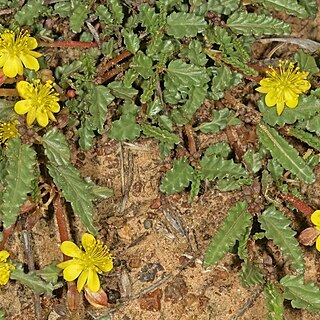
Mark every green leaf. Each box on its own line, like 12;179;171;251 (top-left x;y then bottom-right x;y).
0;138;36;227
280;275;320;312
70;1;88;32
259;92;320;126
267;159;284;179
189;173;201;202
109;0;124;24
15;0;45;25
210;65;243;100
216;178;252;192
109;114;141;141
166;12;207;38
204;201;251;266
185;40;208;67
253;0;309;18
10;264;54;295
167;59;210;87
47;164;97;234
42;128;71;166
300;116;320;136
160;157;194;195
131;51;154;79
108;81;138;100
121;29;140;54
88;84;114;134
139;3;161;34
240;260;264;288
199;155;248;180
207;0;240;15
36;263;61;284
0;310;4;320
227;11;291;36
198;109;233;133
258;206;305;273
257;123;315;184
243;149;262;173
88;185;113;200
96;5;112;23
204;142;231;158
298;0;317;17
264;283;284;320
295;49;319;73
78;116;95;151
288;127;320;152
141;124;180;144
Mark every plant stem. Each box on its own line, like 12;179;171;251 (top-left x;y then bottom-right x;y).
38;41;98;48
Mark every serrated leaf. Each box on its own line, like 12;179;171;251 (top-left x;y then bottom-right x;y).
36;263;61;284
243;149;262;173
121;29;140;54
300;116;320;136
204;201;251;266
42;128;71;166
131;51;154;79
280;275;320;312
198;109;233;133
139;3;161;34
259;92;320;126
0;138;36;227
298;0;317;17
199;155;248;180
166;12;207;38
0;310;4;319
207;0;240;15
109;114;141;141
141;124;180;144
295;49;319;73
267;159;284;179
160;157;194;195
96;4;112;23
253;0;308;18
15;0;45;25
264;283;284;320
78;116;95;151
227;11;290;36
204;142;231;158
88;185;113;200
257;123;315;184
109;0;123;24
189;172;201;202
240;260;264;288
88;84;114;134
288;127;320;152
167;59;210;87
210;65;243;100
186;40;208;67
108;81;138;100
10;264;54;295
70;1;88;32
216;178;252;192
258;206;304;273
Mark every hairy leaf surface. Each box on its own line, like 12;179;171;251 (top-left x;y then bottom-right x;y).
264;283;284;320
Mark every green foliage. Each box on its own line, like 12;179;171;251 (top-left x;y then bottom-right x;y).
204;201;251;266
216;178;252;192
198;109;234;133
253;0;309;18
280;275;320;312
0;310;4;320
131;51;154;79
166;12;207;38
14;0;46;25
295;49;319;73
121;29;140;54
36;263;61;284
109;114;141;141
243;149;262;174
141;124;180;145
264;283;284;320
258;206;305;273
204;142;231;158
288;127;320;152
207;0;240;15
0;138;36;227
257;123;315;184
298;0;317;17
160;157;194;194
43;129;97;234
227;11;291;36
10;264;55;295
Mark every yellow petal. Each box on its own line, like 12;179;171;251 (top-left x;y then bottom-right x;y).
316;236;320;252
49;102;60;113
0;54;8;68
87;268;100;292
14;100;33;114
3;55;23;78
36;109;49;127
77;269;89;292
255;86;269;94
284;90;298;108
82;233;96;252
29;51;42;58
56;259;75;270
276;102;285;115
26;108;37;126
99;258;113;272
26;37;38;50
0;250;9;262
60;241;83;258
17;81;34;99
265;92;277;107
63;264;84;281
311;210;320;227
19;53;40;71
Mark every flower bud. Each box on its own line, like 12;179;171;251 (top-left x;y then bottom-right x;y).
298;227;320;246
84;287;109;308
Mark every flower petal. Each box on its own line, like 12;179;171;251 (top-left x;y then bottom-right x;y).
265;92;277;107
0;250;9;262
99;258;113;272
311;210;320;227
14;100;33;114
87;268;100;292
60;241;83;258
48;102;60;113
17;81;34;99
56;259;75;270
82;233;96;252
77;269;89;292
276;102;285;115
3;55;23;78
316;236;320;252
36;109;49;127
26;37;38;50
19;53;40;71
63;264;84;281
26;107;37;126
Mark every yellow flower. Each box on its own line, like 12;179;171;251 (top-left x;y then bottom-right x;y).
14;80;60;127
0;120;19;144
57;233;113;292
0;29;42;78
256;60;311;115
311;210;320;251
0;250;15;285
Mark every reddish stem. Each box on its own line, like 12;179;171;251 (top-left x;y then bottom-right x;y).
0;88;18;96
38;41;98;48
0;227;14;251
279;193;315;216
95;61;131;84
